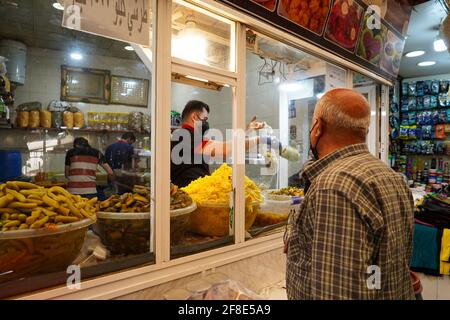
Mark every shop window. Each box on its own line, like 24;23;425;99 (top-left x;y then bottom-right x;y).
171;0;235;72
244;30;347;239
353;72;381;157
0;1;153;297
169;76;235;258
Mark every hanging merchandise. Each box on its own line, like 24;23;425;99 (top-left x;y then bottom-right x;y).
431;81;440;95
436;124;446;139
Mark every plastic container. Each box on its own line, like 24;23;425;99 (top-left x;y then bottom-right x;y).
0;218;93;283
255;199;293;227
186;279;212;300
0;150;22;182
170;202;197;245
95;211;150;255
189;201;259;237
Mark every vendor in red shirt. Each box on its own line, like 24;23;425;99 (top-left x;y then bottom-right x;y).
170;100;265;188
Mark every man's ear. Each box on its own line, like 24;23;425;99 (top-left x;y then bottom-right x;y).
315;118;324;137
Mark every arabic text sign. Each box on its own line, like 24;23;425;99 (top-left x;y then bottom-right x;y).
63;0;150;46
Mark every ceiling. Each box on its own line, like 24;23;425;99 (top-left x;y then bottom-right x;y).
0;0;139;60
399;0;450;78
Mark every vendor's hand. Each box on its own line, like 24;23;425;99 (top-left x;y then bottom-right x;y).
247;116;267;132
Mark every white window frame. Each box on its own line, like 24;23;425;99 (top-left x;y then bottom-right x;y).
15;0;393;299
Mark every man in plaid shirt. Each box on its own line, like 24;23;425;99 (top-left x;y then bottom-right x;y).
286;88;415;300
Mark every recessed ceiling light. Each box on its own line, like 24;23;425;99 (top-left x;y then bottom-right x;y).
124;45;134;51
405;50;425;58
70;52;83;60
417;61;436;67
433;39;448;52
52;2;64;10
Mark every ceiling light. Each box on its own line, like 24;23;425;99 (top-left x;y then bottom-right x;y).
70;52;83;60
433;39;448;52
405;50;425;58
417;61;436;67
52;2;64;10
124;45;134;51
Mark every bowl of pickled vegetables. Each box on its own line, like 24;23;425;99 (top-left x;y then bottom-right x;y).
0;219;93;283
181;164;262;237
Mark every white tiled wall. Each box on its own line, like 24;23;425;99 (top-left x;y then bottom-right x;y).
14;47;151;114
2;47;152;175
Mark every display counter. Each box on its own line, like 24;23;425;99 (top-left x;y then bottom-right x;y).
0;0;398;299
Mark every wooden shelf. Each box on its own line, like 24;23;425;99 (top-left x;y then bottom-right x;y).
0;127;150;134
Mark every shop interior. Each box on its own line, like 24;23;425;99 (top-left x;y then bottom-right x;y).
0;0;448;300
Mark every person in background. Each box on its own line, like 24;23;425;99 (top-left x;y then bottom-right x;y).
65;137;114;199
170;100;266;188
286;88;415;300
105;132;136;170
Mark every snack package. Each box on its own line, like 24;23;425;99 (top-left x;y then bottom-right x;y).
439;110;447;124
401;97;409;112
423;95;431;109
424;80;432;95
436;124;446;140
389;115;399;128
431;80;440;95
416;81;425;96
440;80;449;93
390;102;399;114
416;96;424;110
415;126;423;140
407;112;417;126
408;126;417;139
432;111;440;125
408;97;416;111
399;126;409;139
439;93;447;107
402;82;409;96
408;82;416;96
416;112;424;126
422;125;433;140
430;95;438;108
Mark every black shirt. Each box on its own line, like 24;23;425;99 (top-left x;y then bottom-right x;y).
170;125;210;188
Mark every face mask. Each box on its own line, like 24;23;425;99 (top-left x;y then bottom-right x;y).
309;120;321;161
201;120;209;135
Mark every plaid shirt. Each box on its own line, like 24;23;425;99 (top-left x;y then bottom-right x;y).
286;144;415;300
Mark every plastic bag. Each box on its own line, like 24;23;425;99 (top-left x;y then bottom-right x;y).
17;101;42;111
48;100;69;112
142;113;151;133
129;112;143;132
203;280;263;300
